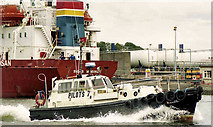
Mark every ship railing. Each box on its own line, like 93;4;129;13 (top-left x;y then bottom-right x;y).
114;77;162;89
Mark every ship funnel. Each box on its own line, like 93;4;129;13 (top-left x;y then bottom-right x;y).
56;0;85;46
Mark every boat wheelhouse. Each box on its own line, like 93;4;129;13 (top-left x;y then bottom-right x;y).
30;71;203;121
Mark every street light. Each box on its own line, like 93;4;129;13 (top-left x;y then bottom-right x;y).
174;26;177;79
148;44;152;67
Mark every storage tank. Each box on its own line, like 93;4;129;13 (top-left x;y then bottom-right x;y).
130;49;211;68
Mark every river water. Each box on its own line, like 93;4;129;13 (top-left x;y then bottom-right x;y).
0;95;212;126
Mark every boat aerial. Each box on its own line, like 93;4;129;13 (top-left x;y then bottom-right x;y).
29;62;203;121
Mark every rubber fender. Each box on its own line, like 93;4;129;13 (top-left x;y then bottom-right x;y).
133;98;139;107
156;92;165;104
175;90;185;101
197;86;203;93
198;93;202;100
146;94;155;102
140;97;147;103
125;100;134;109
185;88;197;94
165;91;175;102
134;98;139;103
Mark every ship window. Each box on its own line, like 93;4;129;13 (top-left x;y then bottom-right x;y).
8;33;11;38
67;82;72;91
20;33;22;38
203;71;212;79
73;81;78;91
86;52;91;60
24;32;27;37
2;34;4;39
103;78;114;89
92;78;105;89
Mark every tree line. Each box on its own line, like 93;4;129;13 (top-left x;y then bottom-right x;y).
97;41;143;52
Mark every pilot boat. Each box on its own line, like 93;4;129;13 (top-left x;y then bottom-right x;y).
29;62;203;121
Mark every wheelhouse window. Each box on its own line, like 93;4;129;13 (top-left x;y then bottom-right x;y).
92;78;105;89
20;33;22;38
103;78;114;89
73;81;78;91
58;82;72;93
8;33;11;38
67;82;72;91
85;80;90;89
58;84;62;93
2;34;4;39
79;81;85;90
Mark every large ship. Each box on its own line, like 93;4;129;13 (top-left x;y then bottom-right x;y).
0;0;117;98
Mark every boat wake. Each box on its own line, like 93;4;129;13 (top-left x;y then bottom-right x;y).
0;104;190;123
79;106;188;123
33;106;189;124
0;104;30;122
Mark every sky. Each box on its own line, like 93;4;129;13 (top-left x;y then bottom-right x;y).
86;0;211;50
1;0;212;50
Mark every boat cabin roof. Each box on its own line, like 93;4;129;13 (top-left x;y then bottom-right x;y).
53;75;114;93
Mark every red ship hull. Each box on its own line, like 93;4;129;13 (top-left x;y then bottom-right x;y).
1;59;117;98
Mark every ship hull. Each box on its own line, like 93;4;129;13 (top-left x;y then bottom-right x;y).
29;87;203;121
1;59;117;98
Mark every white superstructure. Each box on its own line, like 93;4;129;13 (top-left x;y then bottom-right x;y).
0;1;100;61
47;74;160;108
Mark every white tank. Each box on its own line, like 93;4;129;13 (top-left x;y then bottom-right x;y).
130;50;211;67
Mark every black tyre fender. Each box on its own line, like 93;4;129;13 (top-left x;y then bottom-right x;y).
185;88;197;94
175;90;185;101
165;91;175;102
125;100;134;109
146;94;155;102
197;86;203;93
198;93;202;100
133;98;140;107
140;97;147;103
156;92;165;104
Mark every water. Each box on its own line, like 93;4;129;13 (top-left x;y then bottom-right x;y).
0;95;212;126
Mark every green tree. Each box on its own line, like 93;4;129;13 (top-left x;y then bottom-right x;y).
124;42;143;51
97;41;107;51
97;41;143;51
115;43;125;51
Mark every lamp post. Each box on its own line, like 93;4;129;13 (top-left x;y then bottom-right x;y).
148;44;152;68
174;26;177;79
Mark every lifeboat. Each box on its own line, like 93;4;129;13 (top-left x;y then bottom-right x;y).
0;5;25;26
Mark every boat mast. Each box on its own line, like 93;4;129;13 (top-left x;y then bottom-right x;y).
79;41;83;77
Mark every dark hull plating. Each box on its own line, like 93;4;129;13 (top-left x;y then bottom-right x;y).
29;87;203;121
